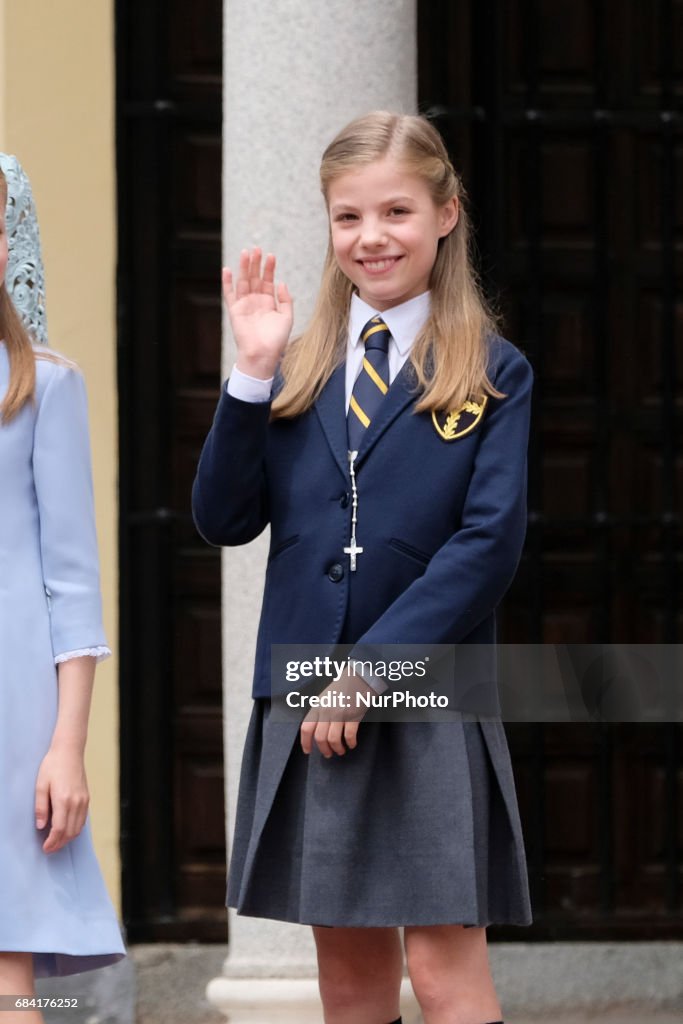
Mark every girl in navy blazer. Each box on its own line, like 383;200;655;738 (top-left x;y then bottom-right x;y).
193;112;533;1024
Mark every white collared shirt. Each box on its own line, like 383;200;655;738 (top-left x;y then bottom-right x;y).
344;290;430;410
227;290;432;404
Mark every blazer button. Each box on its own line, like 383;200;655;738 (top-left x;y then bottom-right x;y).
327;562;344;583
339;492;350;508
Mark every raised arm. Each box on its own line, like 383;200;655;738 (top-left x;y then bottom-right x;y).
192;248;292;546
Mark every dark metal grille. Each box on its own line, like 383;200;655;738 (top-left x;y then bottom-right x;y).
419;0;682;938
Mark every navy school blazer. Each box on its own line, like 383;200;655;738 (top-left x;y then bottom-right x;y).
192;335;533;699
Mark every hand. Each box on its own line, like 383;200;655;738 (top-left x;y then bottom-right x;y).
223;247;293;380
300;673;374;758
35;744;90;854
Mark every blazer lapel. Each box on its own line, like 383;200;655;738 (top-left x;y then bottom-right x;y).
353;361;418;468
314;363;351;480
314;360;420;475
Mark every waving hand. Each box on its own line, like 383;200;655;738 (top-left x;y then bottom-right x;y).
223;247;293;380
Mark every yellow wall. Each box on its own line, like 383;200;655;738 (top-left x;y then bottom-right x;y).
0;1;120;908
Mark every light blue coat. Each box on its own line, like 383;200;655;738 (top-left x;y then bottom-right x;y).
0;343;125;977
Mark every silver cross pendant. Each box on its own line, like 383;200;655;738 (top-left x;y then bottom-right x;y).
344;537;364;572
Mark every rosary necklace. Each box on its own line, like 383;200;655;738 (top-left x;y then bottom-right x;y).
344;450;363;571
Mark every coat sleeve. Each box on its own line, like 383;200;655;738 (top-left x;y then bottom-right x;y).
191;386;271;546
32;361;108;658
355;345;533;648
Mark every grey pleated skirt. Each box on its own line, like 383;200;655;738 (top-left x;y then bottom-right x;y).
227;700;532;928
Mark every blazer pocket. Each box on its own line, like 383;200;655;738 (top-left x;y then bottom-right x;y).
388;537;432;567
268;533;300;563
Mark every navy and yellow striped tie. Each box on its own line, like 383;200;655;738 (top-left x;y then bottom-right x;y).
348;316;391;451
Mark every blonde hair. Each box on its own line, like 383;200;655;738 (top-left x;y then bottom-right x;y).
273;111;502;420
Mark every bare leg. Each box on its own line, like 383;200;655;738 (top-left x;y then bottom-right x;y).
0;952;44;1024
313;926;404;1024
404;925;502;1024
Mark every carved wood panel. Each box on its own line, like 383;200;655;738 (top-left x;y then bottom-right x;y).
420;0;682;938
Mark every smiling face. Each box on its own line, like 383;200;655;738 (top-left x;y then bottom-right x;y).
327;156;458;311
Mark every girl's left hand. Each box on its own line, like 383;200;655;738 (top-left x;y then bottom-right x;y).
35;744;90;854
300;673;374;758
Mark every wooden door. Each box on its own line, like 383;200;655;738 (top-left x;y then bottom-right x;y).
419;0;682;938
117;0;225;940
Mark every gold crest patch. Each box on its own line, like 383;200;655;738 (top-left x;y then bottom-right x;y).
432;397;488;440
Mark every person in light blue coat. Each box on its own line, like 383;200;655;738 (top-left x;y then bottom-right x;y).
0;158;124;1015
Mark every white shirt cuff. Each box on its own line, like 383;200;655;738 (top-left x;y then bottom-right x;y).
227;366;274;403
55;646;111;665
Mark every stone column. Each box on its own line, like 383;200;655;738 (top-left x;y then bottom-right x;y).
207;1;418;1021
